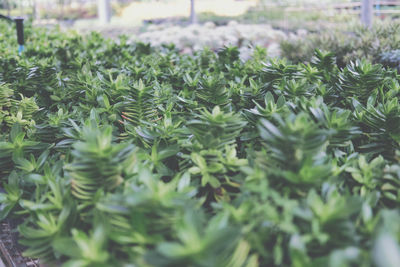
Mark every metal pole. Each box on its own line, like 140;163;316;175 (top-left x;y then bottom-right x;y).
15;18;24;54
361;0;373;27
190;0;197;24
0;15;24;54
376;0;380;17
98;0;111;24
5;0;10;17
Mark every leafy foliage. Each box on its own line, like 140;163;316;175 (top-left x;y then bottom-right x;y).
65;123;135;201
281;21;400;67
0;20;400;267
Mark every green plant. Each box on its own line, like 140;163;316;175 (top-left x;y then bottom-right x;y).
65;123;135;201
281;21;400;67
1;21;400;267
379;49;400;71
187;106;247;149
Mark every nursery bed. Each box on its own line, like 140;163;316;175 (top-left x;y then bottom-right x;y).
0;221;38;267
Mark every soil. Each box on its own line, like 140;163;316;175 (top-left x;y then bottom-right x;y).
0;219;39;267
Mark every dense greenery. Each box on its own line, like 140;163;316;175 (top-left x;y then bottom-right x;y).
1;21;400;267
281;21;400;67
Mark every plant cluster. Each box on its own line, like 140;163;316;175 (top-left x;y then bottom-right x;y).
281;20;400;67
1;21;400;267
379;49;400;72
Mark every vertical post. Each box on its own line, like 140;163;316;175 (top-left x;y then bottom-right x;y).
98;0;111;24
376;0;380;17
5;0;11;17
190;0;197;24
32;0;37;20
15;18;24;54
60;0;65;20
19;0;23;16
361;0;373;27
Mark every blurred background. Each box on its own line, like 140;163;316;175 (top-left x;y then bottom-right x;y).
2;0;400;60
1;0;398;31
